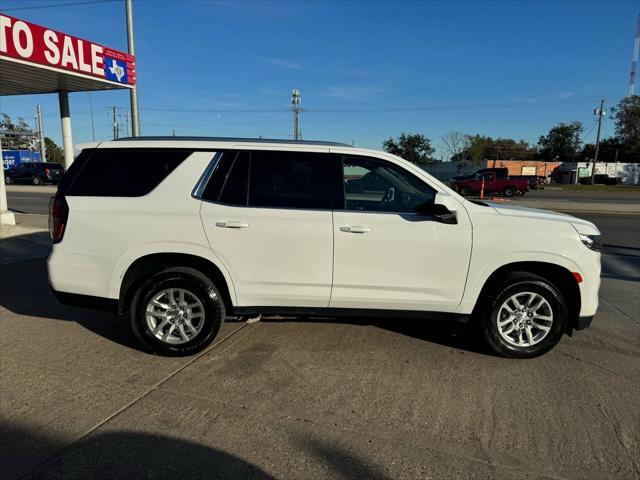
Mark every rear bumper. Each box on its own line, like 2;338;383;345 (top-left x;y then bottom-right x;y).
575;315;594;330
50;287;118;313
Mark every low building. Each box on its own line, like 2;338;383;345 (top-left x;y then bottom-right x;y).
482;160;561;179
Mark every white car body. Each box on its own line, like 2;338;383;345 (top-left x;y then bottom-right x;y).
47;138;600;353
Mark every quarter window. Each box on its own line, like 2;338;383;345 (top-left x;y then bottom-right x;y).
64;149;191;197
342;156;435;213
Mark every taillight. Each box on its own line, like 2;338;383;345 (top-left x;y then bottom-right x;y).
49;196;69;244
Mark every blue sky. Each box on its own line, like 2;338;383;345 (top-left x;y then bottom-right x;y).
1;0;638;157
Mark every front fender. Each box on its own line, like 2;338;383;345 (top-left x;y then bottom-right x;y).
456;250;582;314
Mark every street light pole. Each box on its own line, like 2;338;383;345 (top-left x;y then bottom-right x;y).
36;104;46;162
125;0;140;136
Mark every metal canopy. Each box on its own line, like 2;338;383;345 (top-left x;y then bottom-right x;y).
0;57;132;96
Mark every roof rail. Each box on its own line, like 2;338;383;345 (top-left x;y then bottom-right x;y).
113;136;352;147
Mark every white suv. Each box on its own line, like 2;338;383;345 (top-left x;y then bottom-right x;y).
47;137;601;358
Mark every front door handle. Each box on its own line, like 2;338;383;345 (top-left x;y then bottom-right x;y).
215;221;249;229
339;225;371;234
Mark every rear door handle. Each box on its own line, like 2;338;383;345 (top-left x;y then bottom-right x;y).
215;221;249;229
339;225;371;234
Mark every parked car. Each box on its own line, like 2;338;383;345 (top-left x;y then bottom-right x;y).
451;172;530;197
579;174;622;185
452;168;546;191
4;162;65;185
450;167;508;184
48;137;600;358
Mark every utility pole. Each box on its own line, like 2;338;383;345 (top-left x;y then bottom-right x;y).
112;106;119;140
590;98;606;184
291;89;301;140
36;105;46;162
125;110;131;137
125;0;141;136
87;92;96;141
629;14;639;96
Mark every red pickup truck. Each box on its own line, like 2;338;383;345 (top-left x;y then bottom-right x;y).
451;172;530;197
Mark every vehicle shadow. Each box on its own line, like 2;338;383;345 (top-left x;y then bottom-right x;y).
2;423;275;480
259;315;488;355
0;249;488;356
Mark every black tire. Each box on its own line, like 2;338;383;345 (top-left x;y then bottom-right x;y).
480;272;567;358
32;176;42;186
504;186;516;197
459;186;471;196
130;267;225;356
4;176;12;185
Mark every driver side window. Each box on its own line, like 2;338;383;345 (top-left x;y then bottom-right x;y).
342;156;435;213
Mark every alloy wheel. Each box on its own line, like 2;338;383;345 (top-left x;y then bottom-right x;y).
496;291;553;348
144;288;205;344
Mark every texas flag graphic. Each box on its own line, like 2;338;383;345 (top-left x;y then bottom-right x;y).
105;57;128;84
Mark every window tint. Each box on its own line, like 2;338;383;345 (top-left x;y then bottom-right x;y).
45;163;64;171
219;150;249;206
248;151;333;210
342;156;435;213
65;149;190;197
201;150;236;202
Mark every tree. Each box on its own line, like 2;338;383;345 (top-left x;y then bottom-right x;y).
441;131;466;161
0;112;36;150
383;133;435;166
537;121;583;161
45;137;64;164
612;95;640;158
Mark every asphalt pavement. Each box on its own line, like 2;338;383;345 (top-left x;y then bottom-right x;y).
1;192;639;479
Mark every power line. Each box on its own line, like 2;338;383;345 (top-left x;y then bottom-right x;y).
2;0;118;11
139;97;624;115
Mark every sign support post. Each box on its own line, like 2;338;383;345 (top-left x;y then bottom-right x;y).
58;91;74;170
0;137;16;226
126;0;140;136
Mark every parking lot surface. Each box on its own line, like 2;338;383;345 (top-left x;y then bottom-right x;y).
1;208;639;479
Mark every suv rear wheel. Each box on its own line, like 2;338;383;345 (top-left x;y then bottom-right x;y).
32;176;42;185
480;272;567;358
458;186;471;196
4;176;12;185
130;267;225;356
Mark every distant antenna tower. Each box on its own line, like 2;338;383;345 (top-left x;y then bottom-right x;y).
630;14;640;96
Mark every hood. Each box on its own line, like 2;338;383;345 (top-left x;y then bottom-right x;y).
485;202;600;235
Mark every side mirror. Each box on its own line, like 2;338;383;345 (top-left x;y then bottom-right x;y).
414;193;458;224
434;192;458;224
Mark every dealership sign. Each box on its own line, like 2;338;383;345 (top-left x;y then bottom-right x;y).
0;14;135;86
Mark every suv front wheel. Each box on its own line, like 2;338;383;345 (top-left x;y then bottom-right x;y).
481;272;567;358
130;267;225;356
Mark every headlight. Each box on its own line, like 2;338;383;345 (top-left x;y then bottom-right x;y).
579;234;601;252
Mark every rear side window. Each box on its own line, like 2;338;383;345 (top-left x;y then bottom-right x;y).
248;150;333;209
202;150;336;210
63;149;191;197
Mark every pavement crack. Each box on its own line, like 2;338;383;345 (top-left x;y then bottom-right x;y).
556;349;637;382
16;321;250;480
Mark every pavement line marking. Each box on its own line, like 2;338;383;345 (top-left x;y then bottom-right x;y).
16;321;251;480
7;196;41;200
